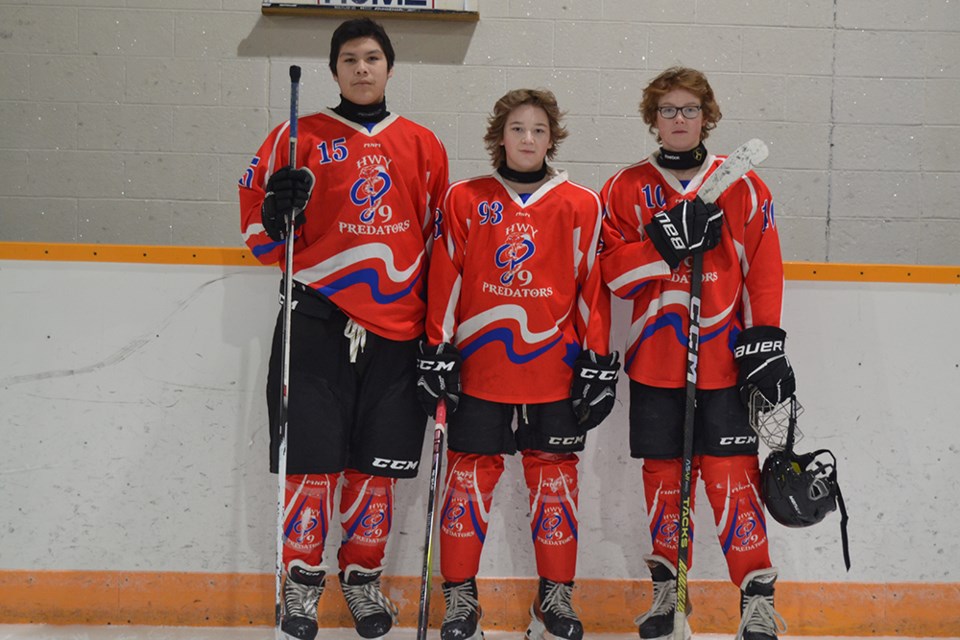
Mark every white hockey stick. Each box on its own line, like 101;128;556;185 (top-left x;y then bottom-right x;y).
673;138;769;640
696;138;769;205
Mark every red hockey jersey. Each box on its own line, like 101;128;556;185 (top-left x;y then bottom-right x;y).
600;153;784;389
239;109;449;341
426;171;612;404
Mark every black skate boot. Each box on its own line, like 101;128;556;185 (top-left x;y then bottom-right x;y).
441;577;484;640
736;567;787;640
280;562;326;640
524;577;583;640
338;564;399;640
634;555;692;640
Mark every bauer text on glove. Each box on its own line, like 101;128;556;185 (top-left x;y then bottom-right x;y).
734;326;796;406
644;196;723;269
571;350;620;432
416;342;462;417
261;166;315;242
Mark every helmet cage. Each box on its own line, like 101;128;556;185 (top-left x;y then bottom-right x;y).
748;389;803;451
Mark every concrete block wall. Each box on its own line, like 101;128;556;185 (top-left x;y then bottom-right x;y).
1;0;958;263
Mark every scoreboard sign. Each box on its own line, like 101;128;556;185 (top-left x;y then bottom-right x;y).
262;0;479;21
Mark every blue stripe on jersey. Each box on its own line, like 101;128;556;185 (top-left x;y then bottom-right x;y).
252;239;283;258
625;279;652;299
460;326;562;365
318;266;422;304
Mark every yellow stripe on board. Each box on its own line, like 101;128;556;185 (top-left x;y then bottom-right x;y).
1;242;959;284
1;571;958;635
0;241;254;266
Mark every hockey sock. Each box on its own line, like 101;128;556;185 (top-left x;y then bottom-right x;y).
700;454;772;586
642;457;701;570
337;469;395;573
283;473;336;575
523;451;580;583
439;451;504;583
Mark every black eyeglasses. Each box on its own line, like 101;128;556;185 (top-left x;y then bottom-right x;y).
657;105;702;119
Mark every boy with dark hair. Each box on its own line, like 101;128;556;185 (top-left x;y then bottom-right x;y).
239;17;449;640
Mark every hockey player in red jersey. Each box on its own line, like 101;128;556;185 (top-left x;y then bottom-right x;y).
238;19;449;640
417;89;618;640
599;67;794;640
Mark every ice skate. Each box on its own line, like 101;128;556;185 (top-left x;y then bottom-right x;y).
735;567;787;640
634;555;692;640
440;577;484;640
524;577;583;640
280;563;326;640
338;564;399;640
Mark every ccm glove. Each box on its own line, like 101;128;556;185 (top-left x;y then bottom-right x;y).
261;166;315;241
571;350;620;432
644;196;723;269
416;342;462;417
734;326;796;406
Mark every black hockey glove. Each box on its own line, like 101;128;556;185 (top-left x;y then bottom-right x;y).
570;350;620;432
416;342;462;417
734;326;796;406
644;197;723;269
261;166;315;242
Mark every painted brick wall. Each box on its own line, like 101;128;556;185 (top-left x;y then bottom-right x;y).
0;0;958;263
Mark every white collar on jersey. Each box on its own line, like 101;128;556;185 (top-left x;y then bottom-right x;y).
323;107;400;136
492;168;569;208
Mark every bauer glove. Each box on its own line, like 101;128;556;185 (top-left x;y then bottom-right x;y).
645;196;723;269
734;326;796;406
261;166;315;242
570;349;620;432
416;341;462;417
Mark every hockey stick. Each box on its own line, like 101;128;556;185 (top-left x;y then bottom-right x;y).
416;399;448;640
672;138;769;640
274;64;301;636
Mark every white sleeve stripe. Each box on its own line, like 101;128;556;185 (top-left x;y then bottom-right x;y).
608;262;671;292
263;120;291;188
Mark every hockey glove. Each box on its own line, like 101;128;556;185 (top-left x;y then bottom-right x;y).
734;326;796;406
416;341;462;417
570;350;620;432
644;196;723;269
261;166;315;242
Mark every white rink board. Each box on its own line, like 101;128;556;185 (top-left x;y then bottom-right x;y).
0;259;957;583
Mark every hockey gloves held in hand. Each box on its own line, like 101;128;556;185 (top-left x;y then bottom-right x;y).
645;196;723;269
571;350;620;432
416;342;462;417
261;166;315;242
734;326;796;406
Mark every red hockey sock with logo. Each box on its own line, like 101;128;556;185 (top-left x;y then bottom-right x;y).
701;454;772;586
283;473;337;574
523;451;580;583
439;451;504;583
642;457;701;570
337;468;396;572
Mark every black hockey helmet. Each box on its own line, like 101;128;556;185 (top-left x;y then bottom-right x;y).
761;448;838;527
755;395;851;570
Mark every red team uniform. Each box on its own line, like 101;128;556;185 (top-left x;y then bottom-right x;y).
425;170;611;590
600;153;783;589
240;110;448;341
426;172;611;402
601;155;782;389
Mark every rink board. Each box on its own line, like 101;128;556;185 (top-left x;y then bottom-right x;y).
0;246;958;634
